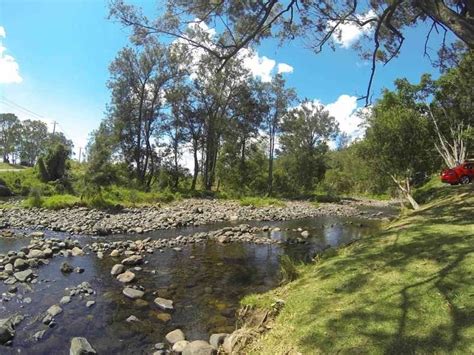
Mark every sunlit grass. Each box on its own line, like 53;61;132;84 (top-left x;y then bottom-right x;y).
242;184;474;354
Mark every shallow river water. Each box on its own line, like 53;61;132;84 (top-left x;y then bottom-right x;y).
0;213;391;354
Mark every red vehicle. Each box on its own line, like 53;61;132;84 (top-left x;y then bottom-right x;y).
441;160;474;185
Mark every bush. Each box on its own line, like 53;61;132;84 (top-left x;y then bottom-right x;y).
24;187;44;208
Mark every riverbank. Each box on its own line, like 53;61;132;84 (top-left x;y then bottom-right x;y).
0;198;394;236
236;184;474;354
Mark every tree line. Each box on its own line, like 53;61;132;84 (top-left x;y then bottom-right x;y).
85;24;472;209
86;33;340;197
0;113;73;166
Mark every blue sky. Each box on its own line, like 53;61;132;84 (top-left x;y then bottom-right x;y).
0;0;451;159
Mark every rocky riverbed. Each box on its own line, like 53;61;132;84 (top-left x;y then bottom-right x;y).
0;200;395;354
0;198;392;236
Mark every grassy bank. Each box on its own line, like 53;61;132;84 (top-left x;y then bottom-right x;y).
241;183;474;354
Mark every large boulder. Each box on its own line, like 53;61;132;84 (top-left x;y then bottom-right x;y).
70;337;96;355
13;269;33;282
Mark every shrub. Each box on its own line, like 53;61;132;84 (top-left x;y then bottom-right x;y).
42;194;81;209
24;187;44;208
279;255;300;284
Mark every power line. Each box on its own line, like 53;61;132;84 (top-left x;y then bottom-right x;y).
0;97;45;119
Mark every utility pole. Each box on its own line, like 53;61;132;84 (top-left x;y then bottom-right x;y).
52;121;57;135
78;147;82;163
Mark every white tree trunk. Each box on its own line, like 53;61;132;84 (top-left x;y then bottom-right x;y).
389;174;420;210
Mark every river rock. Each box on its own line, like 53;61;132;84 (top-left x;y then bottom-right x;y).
14;269;33;282
70;337;96;355
126;315;139;323
165;329;185;344
209;333;228;348
122;287;144;299
0;319;14;345
27;249;45;259
173;340;190;353
183;340;215;355
110;264;125;276
14;258;28;270
301;230;310;238
60;296;71;305
33;329;47;341
116;271;135;283
30;231;45;238
86;301;95;308
61;262;74;273
47;304;63;317
71;247;84;256
222;332;239;354
122;255;143;266
110;249;120;257
154;297;173;311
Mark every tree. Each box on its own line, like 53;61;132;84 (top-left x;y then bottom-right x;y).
0;113;21;163
85;122;117;190
110;0;474;104
262;74;296;195
279;100;339;194
362;90;436;209
18;119;49;166
107;42;174;188
37;143;71;182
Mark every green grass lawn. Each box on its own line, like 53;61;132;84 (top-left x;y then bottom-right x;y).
242;183;474;354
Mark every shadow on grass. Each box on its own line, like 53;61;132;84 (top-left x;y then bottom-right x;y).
294;189;474;353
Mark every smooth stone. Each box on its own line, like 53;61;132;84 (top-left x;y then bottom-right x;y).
122;255;143;266
165;329;185;344
27;249;45;259
173;340;190;353
116;271;135;283
60;296;71;305
71;247;84;257
110;264;125;276
33;329;47;341
301;230;310;238
110;250;120;257
126;315;139;323
154;297;174;311
70;337;96;355
86;301;95;308
122;287;144;299
74;267;84;273
155;313;171;323
47;304;63;317
182;340;215;355
209;333;229;348
14;269;33;282
14;258;28;270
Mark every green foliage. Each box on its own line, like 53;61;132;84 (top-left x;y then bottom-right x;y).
41;194;81;210
239;197;285;207
43;144;70;181
279;255;300;284
24;186;44;208
36;157;49;182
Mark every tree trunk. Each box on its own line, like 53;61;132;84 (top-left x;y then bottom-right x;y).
415;0;474;48
389;174;420;210
191;138;199;191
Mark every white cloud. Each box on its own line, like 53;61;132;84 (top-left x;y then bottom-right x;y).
240;48;276;82
325;94;365;140
330;10;375;48
0;26;22;84
277;63;294;74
